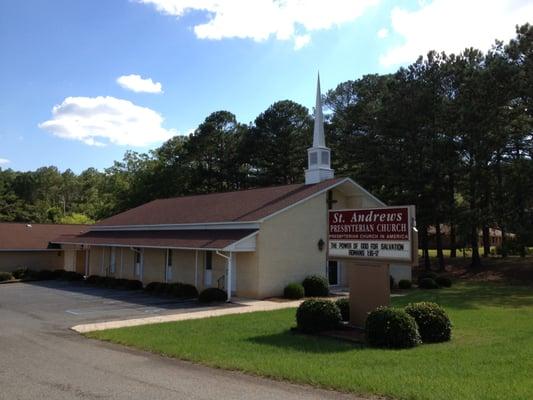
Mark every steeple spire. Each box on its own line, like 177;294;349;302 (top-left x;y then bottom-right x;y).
313;73;326;147
305;73;334;185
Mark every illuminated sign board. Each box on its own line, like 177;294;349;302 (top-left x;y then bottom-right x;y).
328;206;414;262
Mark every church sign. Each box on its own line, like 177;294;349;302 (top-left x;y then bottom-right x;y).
328;206;414;262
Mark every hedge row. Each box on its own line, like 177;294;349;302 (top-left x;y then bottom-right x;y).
145;281;199;299
85;275;143;290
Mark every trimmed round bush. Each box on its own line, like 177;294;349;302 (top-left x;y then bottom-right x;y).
0;271;13;282
52;269;65;279
302;275;329;297
29;269;54;281
405;302;452;343
365;306;421;349
144;282;161;292
296;299;342;333
418;271;438;283
335;298;350;321
419;277;439;289
398;279;412;289
436;276;452;288
284;283;305;299
124;279;143;290
199;287;227;303
61;271;84;281
86;275;104;285
12;268;28;280
114;278;129;289
179;283;199;298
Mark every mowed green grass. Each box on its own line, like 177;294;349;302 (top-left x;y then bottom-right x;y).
87;283;533;400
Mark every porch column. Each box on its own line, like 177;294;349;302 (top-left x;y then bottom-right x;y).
226;251;233;302
84;247;90;277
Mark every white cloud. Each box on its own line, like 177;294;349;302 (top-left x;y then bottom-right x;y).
377;28;388;39
39;96;175;147
380;0;533;66
117;74;163;93
138;0;379;48
0;158;10;165
294;34;311;50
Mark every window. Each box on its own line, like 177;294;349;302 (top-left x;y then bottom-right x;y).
167;249;173;266
135;250;141;264
205;251;212;270
328;260;338;285
309;152;318;166
321;150;329;165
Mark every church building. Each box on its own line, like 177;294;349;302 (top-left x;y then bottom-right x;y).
55;77;413;299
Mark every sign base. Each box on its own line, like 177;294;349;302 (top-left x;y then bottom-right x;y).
348;262;390;327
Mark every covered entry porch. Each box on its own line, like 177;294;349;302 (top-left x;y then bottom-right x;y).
55;229;258;300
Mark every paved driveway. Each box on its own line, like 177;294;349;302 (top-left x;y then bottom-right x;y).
0;281;362;400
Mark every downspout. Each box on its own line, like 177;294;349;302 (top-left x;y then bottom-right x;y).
215;251;232;302
195;250;199;289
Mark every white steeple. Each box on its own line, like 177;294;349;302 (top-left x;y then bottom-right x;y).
305;73;334;185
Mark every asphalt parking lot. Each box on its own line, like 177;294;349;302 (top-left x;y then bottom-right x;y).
0;280;202;328
0;281;359;400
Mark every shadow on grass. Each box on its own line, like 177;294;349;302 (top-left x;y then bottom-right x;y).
392;282;533;310
246;329;360;354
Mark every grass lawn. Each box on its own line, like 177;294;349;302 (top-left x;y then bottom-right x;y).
87;282;533;400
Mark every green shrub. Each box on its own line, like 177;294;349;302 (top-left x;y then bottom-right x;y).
59;271;84;281
0;271;13;282
198;287;227;303
103;277;118;288
12;268;28;280
145;282;162;292
302;275;329;297
418;271;438;283
419;277;439;289
335;298;350;321
390;275;395;289
405;302;452;343
29;269;54;281
114;278;130;289
398;279;412;289
436;276;452;288
51;269;65;279
171;283;199;298
284;283;305;299
124;280;143;290
296;299;342;333
365;306;421;349
86;275;104;285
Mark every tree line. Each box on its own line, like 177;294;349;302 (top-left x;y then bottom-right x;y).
1;24;531;269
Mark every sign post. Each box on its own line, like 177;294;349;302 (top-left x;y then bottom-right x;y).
328;206;416;327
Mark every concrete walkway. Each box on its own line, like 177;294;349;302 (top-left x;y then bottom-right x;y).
72;298;303;333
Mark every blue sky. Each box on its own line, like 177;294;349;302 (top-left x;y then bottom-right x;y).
0;0;530;173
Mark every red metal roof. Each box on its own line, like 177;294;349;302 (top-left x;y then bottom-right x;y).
96;178;345;227
55;229;257;250
0;223;88;251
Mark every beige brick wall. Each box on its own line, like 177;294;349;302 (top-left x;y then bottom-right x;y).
0;251;64;272
142;248;165;284
235;251;259;298
256;193;328;298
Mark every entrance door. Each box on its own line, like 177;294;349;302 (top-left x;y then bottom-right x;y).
75;250;86;274
204;251;212;287
328;260;339;286
165;249;173;282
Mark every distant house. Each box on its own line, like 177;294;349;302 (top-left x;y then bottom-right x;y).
427;225;515;249
53;77;416;299
0;223;87;272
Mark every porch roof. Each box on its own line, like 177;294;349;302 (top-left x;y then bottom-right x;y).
54;229;257;251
